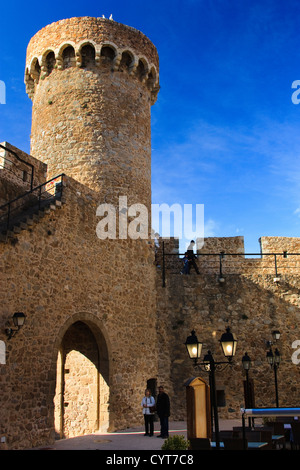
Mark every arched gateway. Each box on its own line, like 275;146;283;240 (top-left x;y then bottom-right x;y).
53;315;110;438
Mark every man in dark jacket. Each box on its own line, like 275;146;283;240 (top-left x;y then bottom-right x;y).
156;386;170;438
187;240;200;274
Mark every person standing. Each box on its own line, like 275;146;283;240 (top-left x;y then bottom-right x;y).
141;388;155;436
156;386;170;438
187;240;200;274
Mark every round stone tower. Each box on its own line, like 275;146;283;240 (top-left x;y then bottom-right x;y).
25;16;159;210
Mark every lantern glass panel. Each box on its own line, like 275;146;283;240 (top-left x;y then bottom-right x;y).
242;353;251;370
220;327;237;360
12;312;26;328
185;331;202;360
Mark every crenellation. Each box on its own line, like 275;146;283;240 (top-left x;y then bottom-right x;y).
159;236;300;279
25;18;160;103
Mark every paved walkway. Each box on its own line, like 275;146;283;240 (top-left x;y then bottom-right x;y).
32;419;242;450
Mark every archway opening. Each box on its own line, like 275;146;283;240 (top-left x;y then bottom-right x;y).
81;44;96;68
119;51;134;72
62;46;75;69
136;59;147;81
101;45;116;63
45;51;55;75
54;321;109;439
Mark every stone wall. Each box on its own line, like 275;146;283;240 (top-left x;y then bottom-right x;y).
0;142;47;206
0;16;161;449
1;177;300;448
1;15;300;451
0;175;158;449
156;236;300;421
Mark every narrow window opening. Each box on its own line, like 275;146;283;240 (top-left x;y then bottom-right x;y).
63;46;75;69
119;52;133;71
81;45;96;68
101;46;115;62
34;60;41;82
136;60;146;81
46;51;55;75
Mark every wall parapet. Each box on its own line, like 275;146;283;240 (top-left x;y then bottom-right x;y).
25;17;159;103
156;236;300;284
0;142;47;208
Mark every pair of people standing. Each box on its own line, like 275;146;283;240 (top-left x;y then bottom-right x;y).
180;240;200;275
141;386;170;438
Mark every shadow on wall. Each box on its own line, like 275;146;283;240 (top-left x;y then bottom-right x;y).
155;236;300;420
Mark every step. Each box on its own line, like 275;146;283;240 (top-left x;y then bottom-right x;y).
0;232;7;242
6;230;15;238
0;195;65;242
25;217;34;226
19;221;28;230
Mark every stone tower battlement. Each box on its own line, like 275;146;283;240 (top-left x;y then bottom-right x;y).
24;17;160;210
25;17;159;102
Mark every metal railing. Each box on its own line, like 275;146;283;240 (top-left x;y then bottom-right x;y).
0;173;65;234
159;241;300;287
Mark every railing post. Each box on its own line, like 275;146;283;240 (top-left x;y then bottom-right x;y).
6;203;10;232
219;253;223;279
38;185;42;210
60;175;64;199
274;254;278;277
30;166;34;192
162;241;166;287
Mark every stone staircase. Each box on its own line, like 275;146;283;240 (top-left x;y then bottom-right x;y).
0;174;65;242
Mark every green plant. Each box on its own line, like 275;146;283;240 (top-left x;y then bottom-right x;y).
161;435;190;450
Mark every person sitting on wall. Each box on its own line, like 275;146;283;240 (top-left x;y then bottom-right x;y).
180;252;190;274
187;240;200;274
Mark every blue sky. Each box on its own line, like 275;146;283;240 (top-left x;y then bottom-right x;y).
1;0;300;253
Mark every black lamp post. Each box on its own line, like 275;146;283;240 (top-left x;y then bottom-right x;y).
242;352;253;427
267;347;281;407
184;326;237;449
265;330;281;408
242;352;251;404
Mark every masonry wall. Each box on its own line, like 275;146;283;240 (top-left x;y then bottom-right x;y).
0;142;47;206
156;236;300;421
0;176;158;449
2;14;300;451
1;181;300;448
